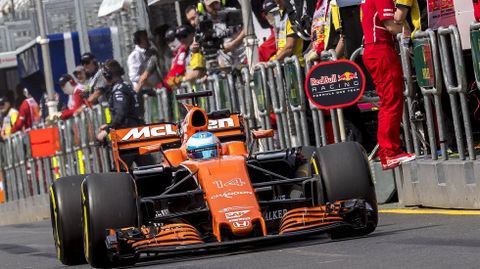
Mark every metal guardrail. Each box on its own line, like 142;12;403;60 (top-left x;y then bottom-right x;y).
412;29;448;160
438;25;476;161
6;28;479;205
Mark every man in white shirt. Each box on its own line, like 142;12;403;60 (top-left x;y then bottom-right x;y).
127;30;152;90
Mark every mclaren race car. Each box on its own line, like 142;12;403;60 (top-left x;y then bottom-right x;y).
49;91;377;268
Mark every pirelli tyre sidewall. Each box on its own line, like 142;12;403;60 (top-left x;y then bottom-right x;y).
49;175;87;265
81;173;139;268
315;141;378;236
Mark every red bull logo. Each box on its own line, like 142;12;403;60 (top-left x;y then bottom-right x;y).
337;72;358;82
310;74;337;86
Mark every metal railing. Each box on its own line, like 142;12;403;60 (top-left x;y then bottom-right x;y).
4;24;480;205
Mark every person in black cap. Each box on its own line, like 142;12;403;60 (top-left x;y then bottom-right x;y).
96;59;143;140
81;52;98;79
96;59;154;168
80;52;105;104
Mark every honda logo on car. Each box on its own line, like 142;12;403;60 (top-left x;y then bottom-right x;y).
121;125;177;140
233;220;250;229
210;191;252;199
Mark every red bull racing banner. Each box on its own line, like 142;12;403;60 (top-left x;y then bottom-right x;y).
304;60;365;110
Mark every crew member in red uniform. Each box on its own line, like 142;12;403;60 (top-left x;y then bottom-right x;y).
361;0;415;170
11;88;40;133
163;25;193;89
57;74;91;120
474;0;480;21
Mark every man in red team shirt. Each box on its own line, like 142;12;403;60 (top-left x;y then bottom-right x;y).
56;74;91;120
11;88;40;133
361;0;415;170
163;25;195;89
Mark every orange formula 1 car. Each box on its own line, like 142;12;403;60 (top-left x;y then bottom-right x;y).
49;91;377;268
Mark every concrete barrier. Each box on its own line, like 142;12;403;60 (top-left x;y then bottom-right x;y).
0;194;50;225
395;159;480;209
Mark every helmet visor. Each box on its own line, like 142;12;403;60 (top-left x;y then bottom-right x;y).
187;145;218;160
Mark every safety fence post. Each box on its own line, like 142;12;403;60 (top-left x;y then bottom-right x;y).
23;132;38;196
438;25;476;161
76;113;89;174
252;64;274;150
305;60;328;147
5;137;17;201
240;67;257;132
85;107;100;173
212;74;232;111
284;56;310;146
98;103;112;172
143;93;152;124
227;72;240;113
266;61;291;149
412;29;446;160
471;22;480;90
397;34;419;156
320;49;344;143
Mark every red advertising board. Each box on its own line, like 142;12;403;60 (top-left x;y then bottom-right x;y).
29;127;61;158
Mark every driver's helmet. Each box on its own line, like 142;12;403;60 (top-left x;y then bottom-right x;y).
186;132;221;160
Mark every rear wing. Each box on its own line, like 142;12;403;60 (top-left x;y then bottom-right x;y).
110;114;245;171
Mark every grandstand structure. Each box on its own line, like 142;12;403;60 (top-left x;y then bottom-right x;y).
0;0;143;56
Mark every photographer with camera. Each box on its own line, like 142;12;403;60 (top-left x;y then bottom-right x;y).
193;0;245;70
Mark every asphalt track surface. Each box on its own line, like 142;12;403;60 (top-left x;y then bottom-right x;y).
1;208;480;269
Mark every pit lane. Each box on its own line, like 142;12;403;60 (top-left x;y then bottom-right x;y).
1;208;480;269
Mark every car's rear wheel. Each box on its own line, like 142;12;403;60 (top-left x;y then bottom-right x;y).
49;175;87;265
81;173;139;268
315;142;378;237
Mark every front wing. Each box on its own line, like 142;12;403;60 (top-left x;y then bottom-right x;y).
105;199;372;262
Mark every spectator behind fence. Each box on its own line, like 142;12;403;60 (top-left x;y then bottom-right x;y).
259;0;280;62
11;88;40;134
361;0;415;170
305;0;346;62
164;25;203;88
73;65;87;86
269;0;304;64
81;52;105;104
128;30;155;92
153;24;174;78
0;92;18;140
96;59;154;168
130;31;162;93
47;74;91;121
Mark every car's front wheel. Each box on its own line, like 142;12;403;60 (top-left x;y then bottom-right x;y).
81;172;139;268
315;142;378;236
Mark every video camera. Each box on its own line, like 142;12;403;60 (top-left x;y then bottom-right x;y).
194;9;243;71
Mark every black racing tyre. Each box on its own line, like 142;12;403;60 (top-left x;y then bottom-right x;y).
315;142;378;236
49;175;87;265
81;173;139;268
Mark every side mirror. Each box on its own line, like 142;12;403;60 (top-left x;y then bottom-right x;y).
252;129;274;139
